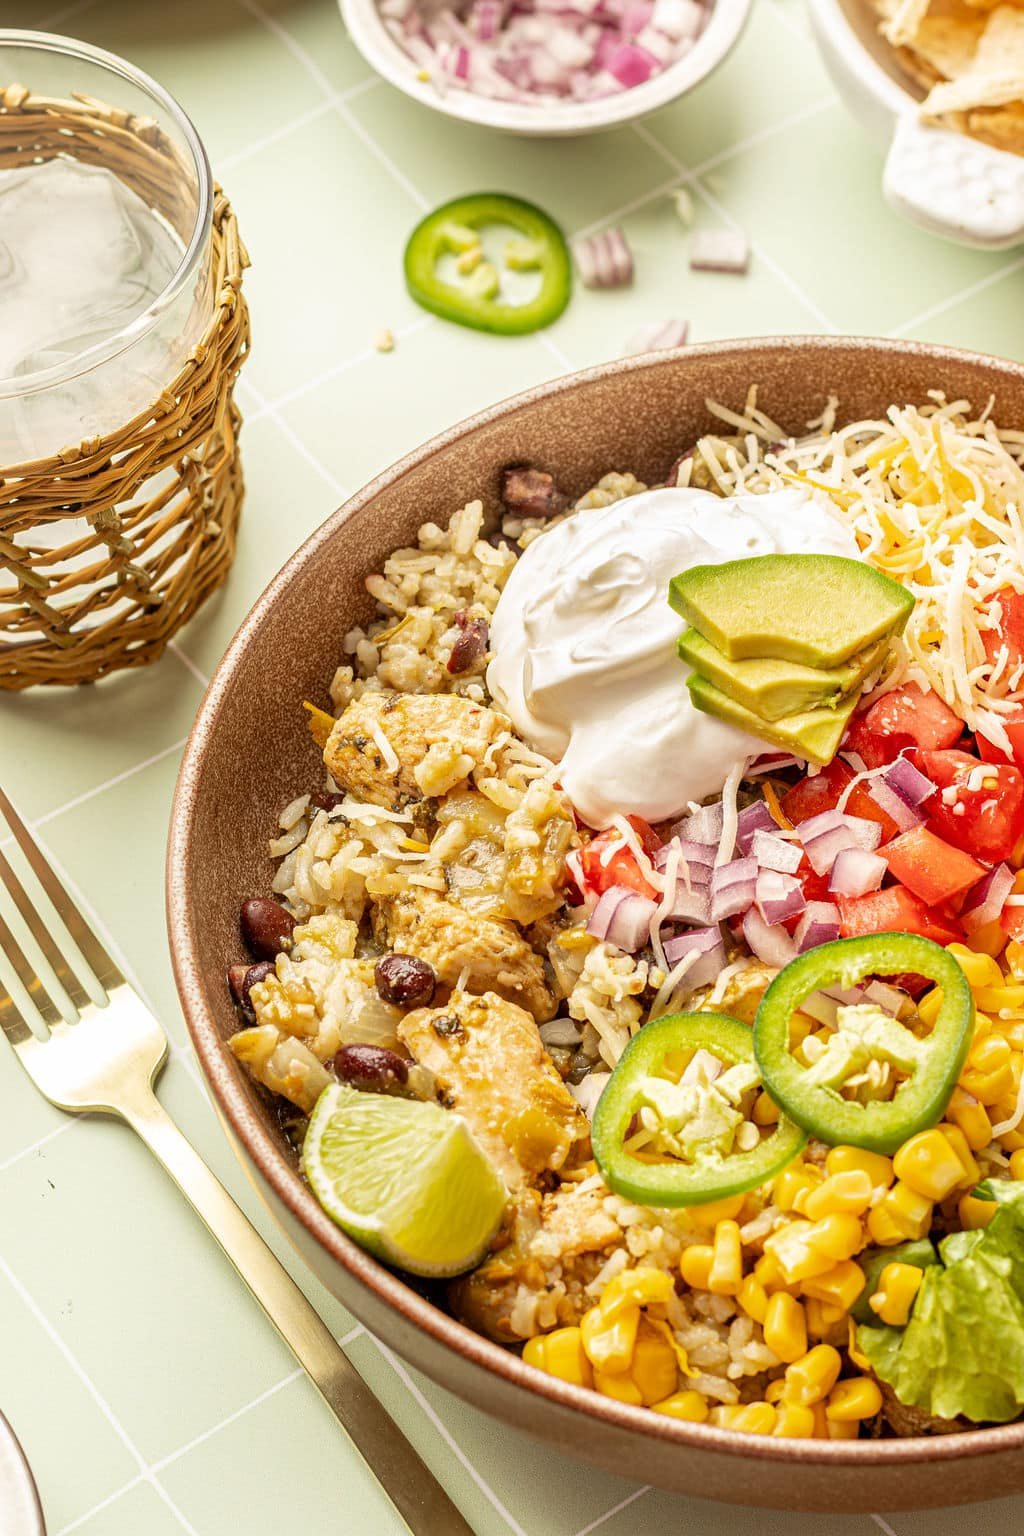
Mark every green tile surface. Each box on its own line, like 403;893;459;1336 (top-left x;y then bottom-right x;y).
3;1;1024;1533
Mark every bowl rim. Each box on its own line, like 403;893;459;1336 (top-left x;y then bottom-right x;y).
811;0;918;119
337;0;751;135
169;334;1024;1469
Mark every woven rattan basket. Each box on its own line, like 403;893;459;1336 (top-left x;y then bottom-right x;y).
0;81;250;690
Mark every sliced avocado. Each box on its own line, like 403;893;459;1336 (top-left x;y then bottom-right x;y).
668;554;914;667
677;630;889;723
687;673;860;766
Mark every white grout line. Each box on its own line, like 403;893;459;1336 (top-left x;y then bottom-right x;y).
248;315;434;420
572;1485;651;1536
538;330;576;376
889;251;1024;336
0;1254;199;1536
168;641;211;691
762;0;813;42
0;1117;80;1174
333;94;432;210
240;376;349;499
571;169;684;244
31;735;189;830
688;96;837;181
216;98;337;173
373;1338;531;1536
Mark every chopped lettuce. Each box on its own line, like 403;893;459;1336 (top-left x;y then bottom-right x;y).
857;1180;1024;1424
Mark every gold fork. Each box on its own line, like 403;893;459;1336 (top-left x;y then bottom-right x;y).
0;784;474;1536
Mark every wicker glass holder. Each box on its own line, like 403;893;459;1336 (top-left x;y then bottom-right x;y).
0;45;251;691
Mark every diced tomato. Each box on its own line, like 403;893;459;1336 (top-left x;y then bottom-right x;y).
780;759;853;825
843;715;916;771
917;749;1024;865
977;707;1024;771
844;780;902;845
836;884;963;946
579;816;660;900
982;587;1024;675
880;825;986;907
860;682;963;752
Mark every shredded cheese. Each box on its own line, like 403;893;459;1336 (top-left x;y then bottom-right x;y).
608;814;666;894
715;758;748;867
648;843;681;975
648;944;702;1021
370;722;400;775
991;1068;1024;1139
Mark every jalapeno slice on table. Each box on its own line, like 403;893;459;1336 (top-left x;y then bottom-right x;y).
753;933;974;1155
403;193;572;335
591;1011;807;1207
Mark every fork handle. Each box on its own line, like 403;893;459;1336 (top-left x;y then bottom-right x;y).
122;1089;475;1536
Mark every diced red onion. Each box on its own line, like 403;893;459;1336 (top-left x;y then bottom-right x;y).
862;980;908;1015
736;800;778;854
742;905;797;968
586;884;658;951
867;777;923;832
962;862;1014;933
828;847;886;898
883;755;936;809
622;0;653;30
605;40;657;85
797;809;882;875
689;228;749;274
794;901;841;953
711;857;758;920
666;880;712;925
751;829;803;874
800;983;867;1026
663;927;725;987
654;836;715;872
755;869;806;925
674;801;723;844
572;226;633;289
679;1046;724;1084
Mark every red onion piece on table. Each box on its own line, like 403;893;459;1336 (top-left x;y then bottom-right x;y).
742;905;797;968
751;828;803;874
754;869;806;925
689;228;749;274
625;318;689;356
572;226;633;288
962;863;1014;932
828;847;886;898
794;901;842;953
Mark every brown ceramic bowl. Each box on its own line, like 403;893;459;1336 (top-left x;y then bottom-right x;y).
169;336;1024;1512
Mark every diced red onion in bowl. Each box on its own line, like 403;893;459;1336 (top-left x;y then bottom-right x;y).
711;857;758;920
962;862;1014;932
797;808;882;875
794;901;842;953
655;836;715;872
586;884;657;951
742;905;797;968
736;800;778;854
673;800;723;845
754;869;806;925
828;847;886;898
867;777;923;832
662;926;726;987
862;980;909;1015
750;828;802;874
666;881;713;926
882;755;936;809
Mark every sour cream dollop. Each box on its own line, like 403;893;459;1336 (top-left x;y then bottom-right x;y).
487;486;859;827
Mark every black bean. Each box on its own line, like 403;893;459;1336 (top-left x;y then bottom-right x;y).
227;960;275;1022
334;1043;410;1096
500;465;569;518
241;897;295;960
374;952;436;1008
447;618;489;674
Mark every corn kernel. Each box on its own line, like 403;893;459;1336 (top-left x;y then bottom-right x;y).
916;987;942;1028
867;1182;933;1245
1011;1149;1024;1180
939;1123;981;1187
754;1251;800;1294
685;1192;746;1227
680;1245;714;1290
804;1297;847;1341
800;1259;865;1312
966;918;1007;958
892;1128;966;1202
652;1389;708;1422
599;1266;674;1320
946;1088;993;1153
581;1304;639;1373
947;944;1003;989
1006;939;1024;979
765;1377;787;1404
737;1274;769;1324
773;1163;824;1213
753;1092;781;1126
825;1146;894;1188
958;1192;997;1230
975;983;1024;1014
806;1212;864;1261
593;1368;643;1404
708;1220;743;1295
783;1345;843;1406
962;1035;1015;1104
996;1115;1024;1152
773;1402;817;1437
803;1170;875;1221
826;1377;883;1422
630;1325;680;1406
811;1402;830;1438
710;1403;776;1435
764;1222;835;1283
522;1327;593;1387
869;1262;923;1326
827;1419;860;1439
763;1292;807;1363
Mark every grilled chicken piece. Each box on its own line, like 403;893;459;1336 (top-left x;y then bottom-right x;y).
398;990;590;1189
323;691;507;809
877;1380;965;1437
376;888;556;1020
450;1179;623;1343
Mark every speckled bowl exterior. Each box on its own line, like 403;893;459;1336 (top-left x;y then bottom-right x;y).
169;337;1024;1512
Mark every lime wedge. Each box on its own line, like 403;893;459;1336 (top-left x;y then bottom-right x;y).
302;1083;507;1278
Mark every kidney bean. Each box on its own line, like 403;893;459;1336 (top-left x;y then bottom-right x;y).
310;790;346;813
447;617;489;674
334;1043;410;1096
500;465;568;518
374;952;436;1008
241;897;295;960
227;960;275;1022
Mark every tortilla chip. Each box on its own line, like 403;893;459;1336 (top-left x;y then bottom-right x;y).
882;0;933;46
973;3;1024;72
919;4;1024;112
908;5;987;77
966;100;1024;149
961;0;1024;11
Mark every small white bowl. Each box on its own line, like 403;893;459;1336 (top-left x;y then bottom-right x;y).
339;0;751;136
809;0;1024;249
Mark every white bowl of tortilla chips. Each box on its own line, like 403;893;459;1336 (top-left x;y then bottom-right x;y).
810;0;1024;248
